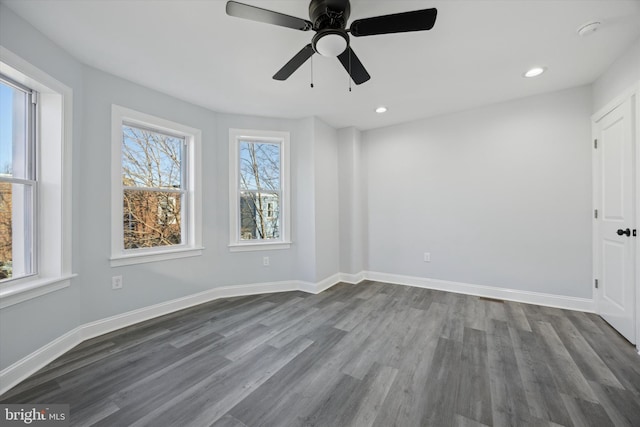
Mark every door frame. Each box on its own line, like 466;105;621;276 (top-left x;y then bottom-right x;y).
592;81;640;353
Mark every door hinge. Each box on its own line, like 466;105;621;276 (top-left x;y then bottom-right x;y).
594;209;598;219
594;139;598;149
30;91;38;105
595;279;599;289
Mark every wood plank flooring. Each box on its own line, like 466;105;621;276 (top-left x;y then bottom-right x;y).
2;281;640;426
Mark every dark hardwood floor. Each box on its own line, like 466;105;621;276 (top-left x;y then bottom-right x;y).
2;281;640;426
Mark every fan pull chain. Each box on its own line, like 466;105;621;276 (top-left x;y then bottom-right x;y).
348;44;352;92
310;55;314;88
347;41;352;92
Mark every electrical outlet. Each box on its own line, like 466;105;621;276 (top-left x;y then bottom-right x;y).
423;252;431;262
112;275;123;290
263;256;270;266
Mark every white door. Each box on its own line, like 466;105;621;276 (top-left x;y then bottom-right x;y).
594;96;636;344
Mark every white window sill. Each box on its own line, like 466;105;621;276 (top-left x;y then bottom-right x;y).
228;241;292;252
0;274;77;309
110;246;204;267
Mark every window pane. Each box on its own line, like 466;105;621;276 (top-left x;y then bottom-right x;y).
0;181;34;281
0;182;11;279
240;192;280;240
0;80;29;179
123;189;182;249
122;125;183;189
239;141;280;191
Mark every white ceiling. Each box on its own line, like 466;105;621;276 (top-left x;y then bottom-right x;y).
3;0;640;130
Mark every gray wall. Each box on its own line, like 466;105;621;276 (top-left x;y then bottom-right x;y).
313;119;340;281
338;127;366;275
592;36;640;113
362;86;593;298
78;68;316;323
293;118;318;284
0;4;83;371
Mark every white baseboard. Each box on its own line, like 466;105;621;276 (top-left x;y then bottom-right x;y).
81;280;301;342
299;272;365;294
0;271;596;396
0;278;336;396
339;271;366;285
363;271;596;312
0;326;83;398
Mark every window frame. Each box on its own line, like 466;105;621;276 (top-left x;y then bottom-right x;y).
229;128;291;252
0;47;74;309
0;73;37;283
110;105;203;266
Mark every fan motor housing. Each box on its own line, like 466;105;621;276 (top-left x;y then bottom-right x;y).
309;0;350;30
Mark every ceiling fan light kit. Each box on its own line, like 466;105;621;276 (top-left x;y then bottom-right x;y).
226;0;438;85
313;29;348;57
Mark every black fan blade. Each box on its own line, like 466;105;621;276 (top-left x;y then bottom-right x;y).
273;44;315;81
350;8;437;37
337;47;371;85
226;1;313;31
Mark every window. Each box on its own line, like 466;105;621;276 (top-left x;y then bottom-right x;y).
111;106;202;266
0;47;74;309
0;74;36;282
122;124;184;248
229;129;290;251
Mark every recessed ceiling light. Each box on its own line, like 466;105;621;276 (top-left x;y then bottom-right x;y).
523;67;546;78
375;106;387;113
577;21;601;37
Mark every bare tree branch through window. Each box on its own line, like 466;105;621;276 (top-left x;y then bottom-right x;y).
239;141;281;240
122;125;184;249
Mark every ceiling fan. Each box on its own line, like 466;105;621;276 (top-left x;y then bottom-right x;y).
226;0;438;85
